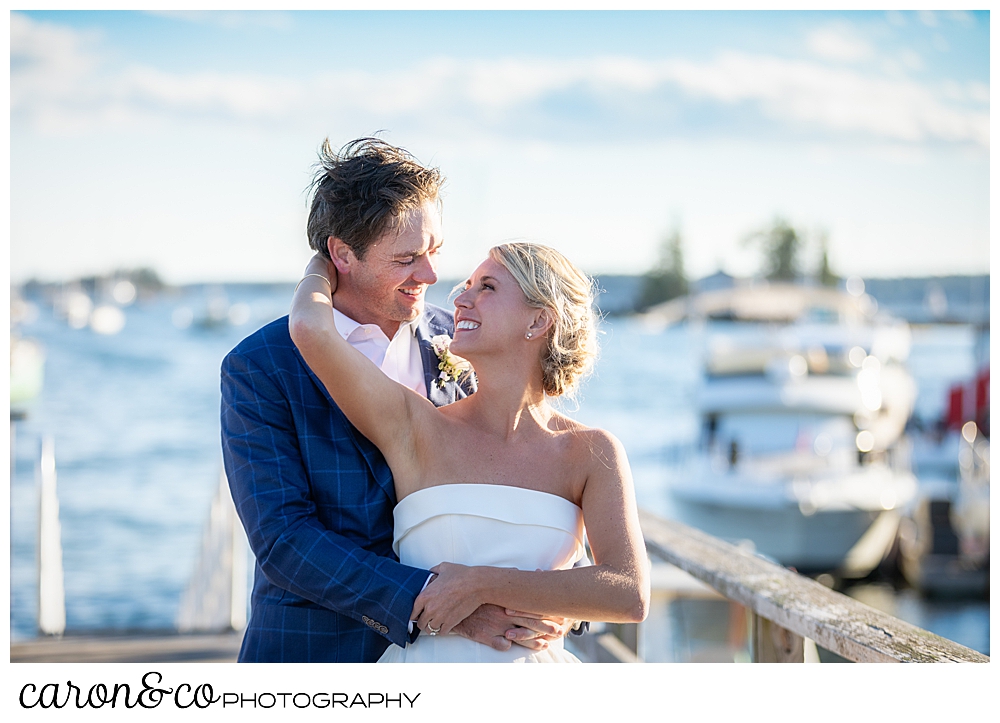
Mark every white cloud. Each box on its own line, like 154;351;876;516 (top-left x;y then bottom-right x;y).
807;26;874;63
11;13;988;150
655;52;988;147
11;14;305;131
966;82;989;104
118;67;303;118
10;13;101;109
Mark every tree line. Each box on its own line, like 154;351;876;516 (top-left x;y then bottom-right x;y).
634;217;839;312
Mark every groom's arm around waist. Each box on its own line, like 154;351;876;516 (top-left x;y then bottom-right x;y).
221;342;427;648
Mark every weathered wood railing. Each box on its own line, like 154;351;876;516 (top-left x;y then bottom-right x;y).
577;510;989;663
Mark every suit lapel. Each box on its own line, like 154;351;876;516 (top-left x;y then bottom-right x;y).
416;315;453;408
417;308;477;405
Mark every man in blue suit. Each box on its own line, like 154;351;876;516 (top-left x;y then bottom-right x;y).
221;138;569;662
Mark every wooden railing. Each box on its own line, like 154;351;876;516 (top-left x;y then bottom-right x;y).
575;510;989;663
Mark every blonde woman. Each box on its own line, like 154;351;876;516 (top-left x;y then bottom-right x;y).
290;241;649;663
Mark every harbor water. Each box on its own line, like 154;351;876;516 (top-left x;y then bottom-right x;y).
9;283;989;658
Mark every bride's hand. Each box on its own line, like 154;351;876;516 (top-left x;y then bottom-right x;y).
301;253;338;295
289;253;339;347
411;562;487;637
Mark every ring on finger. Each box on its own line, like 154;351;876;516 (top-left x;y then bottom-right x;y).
426;623;441;636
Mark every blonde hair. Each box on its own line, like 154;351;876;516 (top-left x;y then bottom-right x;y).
489;242;599;398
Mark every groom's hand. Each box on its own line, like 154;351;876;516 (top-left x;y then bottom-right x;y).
502;611;577;645
452;604;560;652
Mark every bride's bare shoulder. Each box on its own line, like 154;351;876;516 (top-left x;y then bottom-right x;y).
552;416;626;463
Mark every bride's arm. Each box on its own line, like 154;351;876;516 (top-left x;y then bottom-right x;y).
288;255;428;481
411;430;650;634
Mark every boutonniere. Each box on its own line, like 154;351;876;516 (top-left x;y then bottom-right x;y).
430;334;472;389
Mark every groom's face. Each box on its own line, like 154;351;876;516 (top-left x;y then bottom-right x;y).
344;200;442;336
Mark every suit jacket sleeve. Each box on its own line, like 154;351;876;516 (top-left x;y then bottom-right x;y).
221;349;428;648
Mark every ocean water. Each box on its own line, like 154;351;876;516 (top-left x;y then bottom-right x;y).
8;284;989;656
10;284;291;639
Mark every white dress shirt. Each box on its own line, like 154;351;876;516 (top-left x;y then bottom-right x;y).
331;307;427;397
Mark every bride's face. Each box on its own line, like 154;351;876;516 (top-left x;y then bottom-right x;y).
450;258;536;359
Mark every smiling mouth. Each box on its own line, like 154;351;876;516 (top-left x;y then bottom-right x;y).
455;320;480;331
398;286;424;299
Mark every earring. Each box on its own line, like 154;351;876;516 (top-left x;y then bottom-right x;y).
525;332;532;339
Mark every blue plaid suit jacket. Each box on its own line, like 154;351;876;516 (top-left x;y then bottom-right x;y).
221;304;472;662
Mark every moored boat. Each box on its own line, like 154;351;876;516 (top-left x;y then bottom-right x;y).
659;282;918;573
10;334;45;413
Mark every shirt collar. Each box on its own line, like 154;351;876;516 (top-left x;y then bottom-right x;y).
331;306;421;341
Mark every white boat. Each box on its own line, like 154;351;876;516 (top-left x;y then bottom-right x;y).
11;294;45;413
660;282;919;572
11;335;45;410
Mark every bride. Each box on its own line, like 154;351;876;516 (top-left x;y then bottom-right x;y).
290;241;649;663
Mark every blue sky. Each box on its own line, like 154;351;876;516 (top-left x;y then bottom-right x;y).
10;9;990;284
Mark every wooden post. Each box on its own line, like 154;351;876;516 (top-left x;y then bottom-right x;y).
613;622;639;657
177;469;249;633
38;435;66;637
594;633;642;663
751;612;804;662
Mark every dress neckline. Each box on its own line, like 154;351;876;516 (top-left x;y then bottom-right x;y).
392;483;586;559
399;483;582;512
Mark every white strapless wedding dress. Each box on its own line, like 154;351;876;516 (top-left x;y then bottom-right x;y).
378;484;585;663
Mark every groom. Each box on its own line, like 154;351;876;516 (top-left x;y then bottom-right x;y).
221;137;573;662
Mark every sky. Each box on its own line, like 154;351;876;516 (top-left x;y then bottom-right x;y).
9;9;991;285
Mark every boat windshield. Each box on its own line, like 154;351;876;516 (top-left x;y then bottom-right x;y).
708;411;856;458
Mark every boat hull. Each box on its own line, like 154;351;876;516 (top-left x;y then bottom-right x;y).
669;496;880;572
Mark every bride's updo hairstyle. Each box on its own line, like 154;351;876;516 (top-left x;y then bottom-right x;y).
489;242;599;399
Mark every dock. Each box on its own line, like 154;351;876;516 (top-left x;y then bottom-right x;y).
11;632;242;663
11;510;988;664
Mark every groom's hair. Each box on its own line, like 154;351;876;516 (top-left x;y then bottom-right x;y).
306;137;444;261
